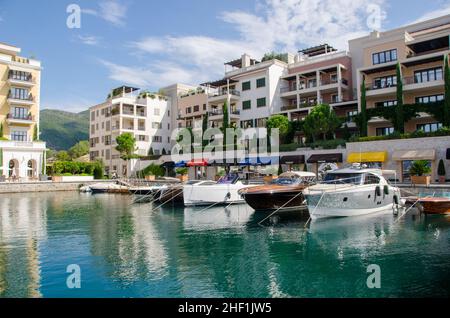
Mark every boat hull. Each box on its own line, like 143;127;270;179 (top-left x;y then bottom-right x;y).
305;185;401;219
183;183;254;206
243;190;307;211
419;198;450;215
157;186;184;205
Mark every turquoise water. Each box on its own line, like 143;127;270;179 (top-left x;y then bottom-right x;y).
0;192;449;298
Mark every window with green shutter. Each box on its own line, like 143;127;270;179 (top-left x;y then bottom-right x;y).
242;100;251;110
256;78;266;88
242;81;251;91
257;98;266;107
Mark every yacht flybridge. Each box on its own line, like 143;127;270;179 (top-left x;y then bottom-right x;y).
303;166;403;219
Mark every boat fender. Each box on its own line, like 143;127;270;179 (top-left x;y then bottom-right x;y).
375;186;381;197
393;195;399;205
384;185;389;195
225;192;231;200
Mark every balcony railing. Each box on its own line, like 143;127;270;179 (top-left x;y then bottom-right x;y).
208;109;240;116
138;126;145;131
281;105;297;111
407;47;449;58
7;92;34;101
299;102;318;108
320;78;349;86
7;114;34;121
8;73;33;83
122;109;134;115
208;89;241;98
280;86;296;93
366;82;397;91
403;76;443;85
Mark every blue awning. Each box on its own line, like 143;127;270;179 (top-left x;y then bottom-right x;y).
175;161;187;167
238;157;278;166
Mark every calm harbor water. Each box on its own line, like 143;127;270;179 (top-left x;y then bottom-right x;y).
0;192;449;298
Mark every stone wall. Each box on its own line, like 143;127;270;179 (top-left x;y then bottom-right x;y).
0;180;111;194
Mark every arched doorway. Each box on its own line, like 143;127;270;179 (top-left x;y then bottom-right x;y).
8;159;19;179
27;159;37;179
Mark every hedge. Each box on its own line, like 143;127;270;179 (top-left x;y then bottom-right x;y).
47;161;102;177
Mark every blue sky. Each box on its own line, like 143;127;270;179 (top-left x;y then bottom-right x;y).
0;0;449;112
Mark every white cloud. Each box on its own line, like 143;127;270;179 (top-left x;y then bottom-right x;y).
77;35;101;46
102;0;387;88
409;4;450;24
82;0;127;26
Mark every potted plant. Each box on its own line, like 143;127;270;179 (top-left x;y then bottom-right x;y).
176;167;188;182
438;159;446;184
409;160;432;186
145;173;155;181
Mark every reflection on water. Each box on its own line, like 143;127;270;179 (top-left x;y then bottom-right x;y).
0;192;449;298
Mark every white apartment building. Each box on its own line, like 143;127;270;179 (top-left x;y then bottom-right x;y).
89;86;173;176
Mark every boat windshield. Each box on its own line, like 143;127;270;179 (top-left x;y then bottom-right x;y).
323;173;363;185
272;178;299;185
217;173;239;184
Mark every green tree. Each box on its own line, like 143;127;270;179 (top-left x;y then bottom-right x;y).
261;52;288;63
56;150;71;161
444;55;450;127
395;62;405;133
93;161;104;179
303;104;340;141
409;160;431;176
202;112;209;149
360;77;368;137
438;159;446;177
266;115;290;144
0;122;3;138
33;125;38;141
115;133;137;160
68;140;89;159
342;123;351;141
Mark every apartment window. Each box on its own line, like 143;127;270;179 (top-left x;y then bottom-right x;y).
101;150;104;157
154;149;160;155
91;111;95;121
203;104;207;110
240;120;254;128
105;150;110;160
256;118;267;127
167;137;170;143
331;94;339;103
330;73;338;83
372;49;397;65
10;87;30;100
186;107;192;114
167;123;170;130
193;105;200;112
416;94;444;104
242;100;251;110
347;110;358;122
104;135;111;145
257;97;266;108
96;123;99;130
106;121;111;131
168;110;170;116
138;135;146;141
242;81;251;91
417;122;442;133
101;122;105;129
11;130;27;141
96;110;99;116
101;108;105;115
256;78;266;88
152;122;161;129
414;67;443;83
308;79;317;88
9;70;32;81
154;108;160;116
12;107;28;119
373;75;397;89
376;127;394;136
152;136;162;143
375;100;397;108
91;124;95;134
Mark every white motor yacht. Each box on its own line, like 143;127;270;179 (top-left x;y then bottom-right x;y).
183;173;260;206
303;167;403;219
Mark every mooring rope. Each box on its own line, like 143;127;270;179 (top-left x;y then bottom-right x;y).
258;190;306;226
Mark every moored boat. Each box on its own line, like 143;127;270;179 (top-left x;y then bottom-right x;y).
239;171;316;211
418;197;450;215
303;167;403;219
183;173;261;206
90;182;129;194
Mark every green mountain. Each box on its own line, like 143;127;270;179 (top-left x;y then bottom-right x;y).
40;109;89;150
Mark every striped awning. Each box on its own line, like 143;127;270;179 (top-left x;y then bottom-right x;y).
347;151;387;163
186;159;208;167
392;149;435;161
